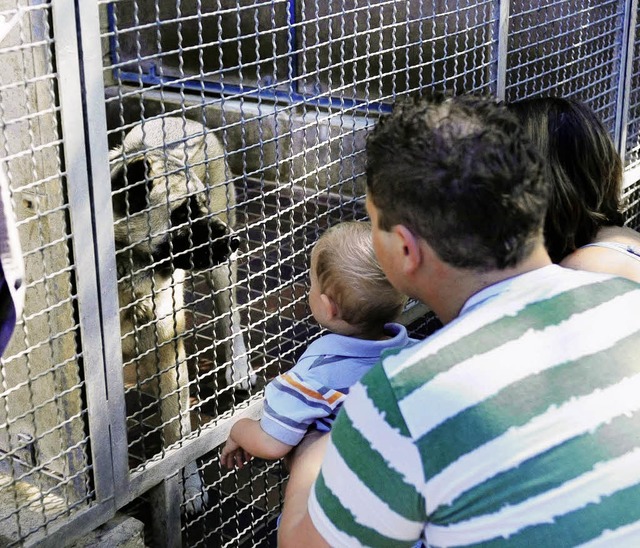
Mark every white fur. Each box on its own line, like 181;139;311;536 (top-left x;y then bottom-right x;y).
111;117;256;513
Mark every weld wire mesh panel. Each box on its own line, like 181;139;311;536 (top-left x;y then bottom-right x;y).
106;1;639;165
504;2;624;138
184;457;285;546
624;179;640;229
105;0;501;111
100;0;640;547
0;0;639;546
0;2;96;545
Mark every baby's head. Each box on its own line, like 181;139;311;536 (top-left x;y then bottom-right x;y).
309;221;407;338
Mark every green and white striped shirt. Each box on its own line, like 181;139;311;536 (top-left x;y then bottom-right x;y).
309;265;640;547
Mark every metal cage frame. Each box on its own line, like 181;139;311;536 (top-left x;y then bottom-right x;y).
1;1;640;546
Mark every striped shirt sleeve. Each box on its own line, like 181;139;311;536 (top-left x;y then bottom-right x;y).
260;371;347;446
308;363;427;547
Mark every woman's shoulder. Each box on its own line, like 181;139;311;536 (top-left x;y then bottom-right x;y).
593;225;640;247
560;226;640;283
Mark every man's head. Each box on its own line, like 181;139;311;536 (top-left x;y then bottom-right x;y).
366;94;550;272
309;221;406;337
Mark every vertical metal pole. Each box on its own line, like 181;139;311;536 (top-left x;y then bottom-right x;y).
494;0;510;101
287;0;298;96
73;0;131;504
51;0;118;504
149;476;184;548
615;0;638;178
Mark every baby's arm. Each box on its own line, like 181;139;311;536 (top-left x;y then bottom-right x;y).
221;418;293;468
220;436;252;469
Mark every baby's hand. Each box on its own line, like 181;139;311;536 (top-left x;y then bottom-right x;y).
220;438;253;469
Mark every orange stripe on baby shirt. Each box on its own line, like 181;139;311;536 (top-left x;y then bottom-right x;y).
281;373;344;405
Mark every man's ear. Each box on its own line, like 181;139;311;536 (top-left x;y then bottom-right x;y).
393;224;422;274
320;293;339;320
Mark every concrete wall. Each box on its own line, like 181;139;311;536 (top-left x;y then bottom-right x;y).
0;1;90;538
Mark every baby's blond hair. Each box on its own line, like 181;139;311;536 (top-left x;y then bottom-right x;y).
312;221;407;336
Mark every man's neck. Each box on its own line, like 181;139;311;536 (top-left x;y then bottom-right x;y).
425;244;552;325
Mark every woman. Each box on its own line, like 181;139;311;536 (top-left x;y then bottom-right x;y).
510;96;640;282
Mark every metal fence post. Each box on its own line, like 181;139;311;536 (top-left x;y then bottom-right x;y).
149;475;183;548
494;0;511;100
615;0;639;176
51;0;117;506
74;0;131;505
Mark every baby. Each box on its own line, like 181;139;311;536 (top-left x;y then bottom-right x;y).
221;221;415;468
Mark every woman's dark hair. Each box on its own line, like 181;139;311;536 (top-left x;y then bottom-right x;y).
509;97;624;263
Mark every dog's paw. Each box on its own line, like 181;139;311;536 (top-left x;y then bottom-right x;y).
182;465;209;515
184;491;209;515
133;300;153;325
225;360;257;391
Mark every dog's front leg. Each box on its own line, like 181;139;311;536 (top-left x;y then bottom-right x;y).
207;262;256;391
155;335;210;515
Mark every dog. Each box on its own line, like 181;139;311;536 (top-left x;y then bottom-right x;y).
109;116;256;513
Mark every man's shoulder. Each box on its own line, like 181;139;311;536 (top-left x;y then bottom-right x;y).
368;269;640;435
419;268;640;356
467;266;639;323
505;268;640;326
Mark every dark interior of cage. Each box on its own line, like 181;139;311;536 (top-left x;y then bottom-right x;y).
107;0;493;105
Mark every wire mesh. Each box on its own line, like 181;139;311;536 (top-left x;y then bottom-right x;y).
296;0;497;102
99;0;640;546
505;1;624;130
180;454;285;547
624;179;640;230
105;0;502;109
0;2;95;545
0;0;638;546
101;0;376;540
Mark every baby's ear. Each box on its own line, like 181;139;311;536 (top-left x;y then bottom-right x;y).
320;293;339;320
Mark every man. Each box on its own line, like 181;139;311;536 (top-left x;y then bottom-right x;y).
278;94;640;547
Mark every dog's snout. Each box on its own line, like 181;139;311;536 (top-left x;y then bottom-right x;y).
162;214;242;271
229;236;240;253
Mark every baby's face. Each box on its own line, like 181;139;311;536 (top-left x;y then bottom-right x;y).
308;249;331;329
308;251;322;321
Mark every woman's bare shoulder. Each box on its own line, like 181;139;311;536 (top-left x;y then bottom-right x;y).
560;228;640;283
594;225;640;247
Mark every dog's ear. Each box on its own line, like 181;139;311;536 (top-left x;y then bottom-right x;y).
111;158;154;215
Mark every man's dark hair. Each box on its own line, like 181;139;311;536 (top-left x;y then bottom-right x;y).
366;94;550;270
509;96;624;263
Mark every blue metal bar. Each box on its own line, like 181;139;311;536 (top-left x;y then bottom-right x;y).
287;0;298;94
106;3;392;115
113;68;392;113
106;3;119;72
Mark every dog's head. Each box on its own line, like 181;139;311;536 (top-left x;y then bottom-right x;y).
109;147;239;272
152;192;240;270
